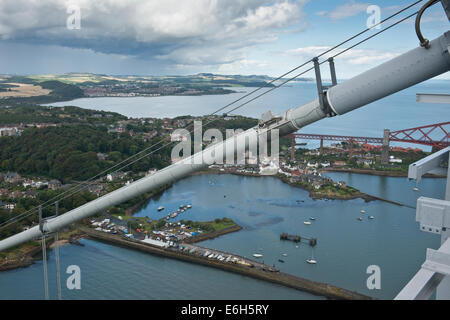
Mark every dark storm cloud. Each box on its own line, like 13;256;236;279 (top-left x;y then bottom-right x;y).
0;0;307;66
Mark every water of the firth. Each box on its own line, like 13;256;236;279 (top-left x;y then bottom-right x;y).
46;81;449;149
1;80;448;299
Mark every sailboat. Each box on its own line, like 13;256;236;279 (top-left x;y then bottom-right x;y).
252;247;264;258
306;247;317;264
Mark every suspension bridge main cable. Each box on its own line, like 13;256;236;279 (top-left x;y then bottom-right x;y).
0;0;425;232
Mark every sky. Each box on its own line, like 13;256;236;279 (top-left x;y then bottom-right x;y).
0;0;448;78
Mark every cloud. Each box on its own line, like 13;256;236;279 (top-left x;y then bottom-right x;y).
0;0;307;68
316;1;369;21
286;46;398;65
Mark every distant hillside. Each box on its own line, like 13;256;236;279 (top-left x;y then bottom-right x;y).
0;78;85;105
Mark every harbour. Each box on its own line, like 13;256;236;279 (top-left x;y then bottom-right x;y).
0;173;444;300
78;226;370;300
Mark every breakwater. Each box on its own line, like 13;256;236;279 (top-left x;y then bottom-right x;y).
183;225;243;243
79;226;371;300
321;167;445;178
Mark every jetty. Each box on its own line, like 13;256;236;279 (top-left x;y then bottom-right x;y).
79;226;370;300
280;233;317;246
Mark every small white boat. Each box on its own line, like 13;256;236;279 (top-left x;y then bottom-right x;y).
360;210;366;214
309;217;316;221
253;254;263;258
157;206;164;211
282;253;288;257
306;248;317;264
304;221;312;225
187;205;192;209
369;216;375;220
413;187;419;191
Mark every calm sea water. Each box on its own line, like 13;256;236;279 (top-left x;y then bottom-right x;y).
0;173;444;300
45;80;450;150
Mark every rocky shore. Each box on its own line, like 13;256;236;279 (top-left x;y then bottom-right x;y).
0;230;86;272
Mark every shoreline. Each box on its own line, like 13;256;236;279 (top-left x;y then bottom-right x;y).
79;226;371;300
0;169;407;273
124;183;173;216
0;244;42;272
0;231;86;272
191;169;376;202
320;167;445;178
191;169;416;207
184;225;243;244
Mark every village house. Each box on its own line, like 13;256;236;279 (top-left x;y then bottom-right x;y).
290;173;332;190
389;156;403;164
171;132;188;142
307;161;319;168
48;179;62;190
106;172;127;182
97;153;109;161
88;184;104;196
0;127;21;137
24;190;37;199
4;172;22;184
357;158;374;167
4;203;16;211
338;181;347;188
9;190;22;199
0;188;9;197
334;161;346;167
143;130;158;142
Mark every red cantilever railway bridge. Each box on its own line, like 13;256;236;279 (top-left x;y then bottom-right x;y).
290;122;450;160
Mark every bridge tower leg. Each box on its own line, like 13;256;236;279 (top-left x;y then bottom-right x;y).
320;139;324;155
348;140;353;159
381;129;390;164
291;135;295;162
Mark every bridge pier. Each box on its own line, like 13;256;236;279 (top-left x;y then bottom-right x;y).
381;129;390;164
348;140;354;159
290;135;295;161
320;139;324;155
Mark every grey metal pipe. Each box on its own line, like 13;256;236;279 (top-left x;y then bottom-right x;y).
326;31;450;115
0;32;449;252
